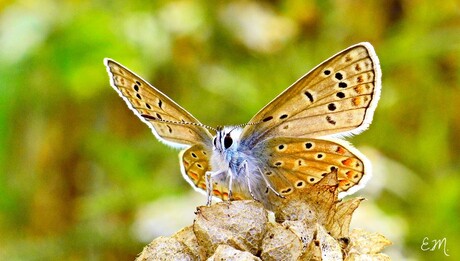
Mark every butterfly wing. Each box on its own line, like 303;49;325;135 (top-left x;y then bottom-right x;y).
180;145;211;193
240;42;381;145
180;145;249;201
104;58;213;148
253;137;369;198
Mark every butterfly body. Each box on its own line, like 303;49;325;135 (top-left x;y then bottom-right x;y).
183;125;269;203
105;42;381;209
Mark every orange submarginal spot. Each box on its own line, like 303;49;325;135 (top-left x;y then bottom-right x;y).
336;146;346;155
353;85;364;94
352;97;363;106
212;189;222;196
355;63;362;71
345;170;356;179
188;171;198;180
339;180;352;190
198;183;207;190
182;160;190;167
341;158;355;167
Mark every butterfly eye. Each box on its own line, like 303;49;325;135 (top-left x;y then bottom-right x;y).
224;134;233;149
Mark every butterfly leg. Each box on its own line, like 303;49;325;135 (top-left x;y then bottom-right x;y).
239;160;258;201
205;170;228;206
205;171;213;206
227;169;234;201
257;166;285;199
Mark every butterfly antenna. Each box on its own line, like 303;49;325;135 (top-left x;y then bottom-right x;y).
140;114;217;132
240;121;263;128
227;120;264;133
229;122;247;132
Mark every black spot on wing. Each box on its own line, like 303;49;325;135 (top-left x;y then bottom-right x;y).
335;72;343;80
142;114;156;120
328;103;337;111
326;116;336;125
304;91;314;102
263;116;273;122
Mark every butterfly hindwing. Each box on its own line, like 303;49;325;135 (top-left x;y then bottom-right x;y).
104;59;213;148
254;137;368;197
241;42;381;146
180;144;248;201
180;144;210;191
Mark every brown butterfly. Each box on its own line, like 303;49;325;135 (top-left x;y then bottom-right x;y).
104;42;381;209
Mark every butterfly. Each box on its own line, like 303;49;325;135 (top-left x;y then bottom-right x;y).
104;42;381;209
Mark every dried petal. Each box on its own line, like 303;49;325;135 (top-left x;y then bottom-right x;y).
328;197;364;238
347;229;392;254
136;236;195;261
316;225;343;260
208;245;261;260
193;200;268;258
172;226;201;260
261;223;302;260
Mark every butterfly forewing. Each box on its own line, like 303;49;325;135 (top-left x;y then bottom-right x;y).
105;59;213;148
241;43;381;146
255;137;368;197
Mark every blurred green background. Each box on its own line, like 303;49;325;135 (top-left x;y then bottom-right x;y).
1;0;459;260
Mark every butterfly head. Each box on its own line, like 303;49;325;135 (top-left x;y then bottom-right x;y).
213;126;243;152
